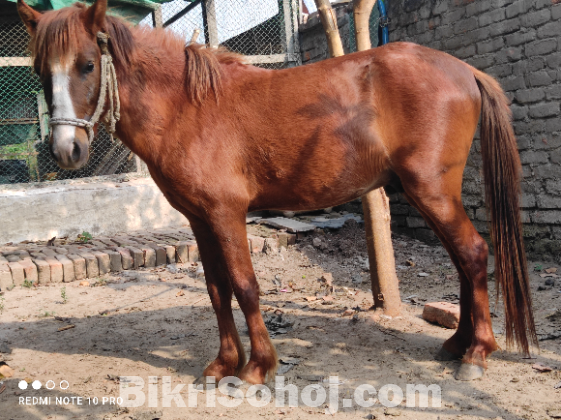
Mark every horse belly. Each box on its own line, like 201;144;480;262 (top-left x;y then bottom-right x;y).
250;147;390;212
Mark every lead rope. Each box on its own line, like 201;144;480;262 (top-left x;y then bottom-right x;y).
48;32;120;145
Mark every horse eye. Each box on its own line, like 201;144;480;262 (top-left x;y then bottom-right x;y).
84;62;95;74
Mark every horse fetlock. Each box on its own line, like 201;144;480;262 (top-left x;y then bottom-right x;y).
203;356;242;381
238;359;276;385
435;346;462;361
441;332;473;358
238;346;278;384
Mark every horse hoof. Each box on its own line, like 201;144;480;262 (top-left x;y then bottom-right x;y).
455;363;485;381
193;376;206;387
435;347;461;361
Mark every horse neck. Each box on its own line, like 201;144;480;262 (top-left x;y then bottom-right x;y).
112;38;194;165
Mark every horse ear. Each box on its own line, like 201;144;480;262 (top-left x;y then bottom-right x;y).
85;0;108;33
17;0;42;36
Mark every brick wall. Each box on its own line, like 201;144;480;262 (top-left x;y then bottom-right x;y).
298;0;561;260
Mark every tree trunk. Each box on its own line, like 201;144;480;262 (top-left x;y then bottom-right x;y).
313;0;345;57
313;0;400;315
353;0;377;51
362;189;401;316
353;0;402;316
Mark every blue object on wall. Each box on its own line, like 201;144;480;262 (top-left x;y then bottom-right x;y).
377;0;389;46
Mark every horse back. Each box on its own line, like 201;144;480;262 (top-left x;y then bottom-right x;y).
163;42;482;213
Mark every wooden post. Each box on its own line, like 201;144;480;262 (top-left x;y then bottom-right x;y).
353;0;377;50
313;0;344;57
152;5;163;28
36;92;49;143
282;0;298;66
190;28;201;44
362;189;401;316
291;0;301;64
353;0;401;316
202;0;219;48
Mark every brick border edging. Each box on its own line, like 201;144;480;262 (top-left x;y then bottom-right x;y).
0;228;296;291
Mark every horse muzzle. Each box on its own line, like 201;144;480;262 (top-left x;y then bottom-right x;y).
49;126;90;170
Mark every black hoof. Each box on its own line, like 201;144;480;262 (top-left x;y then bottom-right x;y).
455;363;485;381
192;376;207;388
435;347;461;361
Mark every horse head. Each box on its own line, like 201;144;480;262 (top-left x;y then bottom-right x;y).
18;0;110;169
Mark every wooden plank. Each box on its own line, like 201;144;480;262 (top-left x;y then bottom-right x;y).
244;53;299;64
282;0;292;55
0;118;38;126
152;5;163;28
292;0;302;65
203;0;219;48
37;92;49;142
0;57;32;67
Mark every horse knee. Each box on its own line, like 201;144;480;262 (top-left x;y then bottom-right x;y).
232;279;260;309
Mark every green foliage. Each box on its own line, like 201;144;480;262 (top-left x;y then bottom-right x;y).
61;286;68;304
22;279;34;288
78;231;93;243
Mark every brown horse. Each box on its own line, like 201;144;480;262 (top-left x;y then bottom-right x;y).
18;0;536;383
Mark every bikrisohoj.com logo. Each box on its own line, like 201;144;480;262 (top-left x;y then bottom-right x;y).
119;376;441;413
13;375;441;413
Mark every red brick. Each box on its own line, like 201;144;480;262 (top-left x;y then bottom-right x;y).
33;259;51;283
277;232;296;248
247;235;265;254
78;252;99;278
115;247;133;270
0;263;13;291
19;259;38;283
55;255;75;282
124;246;143;268
144;243;166;266
41;248;57;257
175;242;189;264
105;250;122;272
44;257;64;283
67;254;86;280
422;302;460;329
92;251;110;275
140;247;156;268
186;241;199;262
159;244;176;264
8;261;25;286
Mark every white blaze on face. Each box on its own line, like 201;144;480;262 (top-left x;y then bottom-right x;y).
50;59;77;147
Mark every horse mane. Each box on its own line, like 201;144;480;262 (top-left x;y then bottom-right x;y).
29;3;244;104
184;44;242;104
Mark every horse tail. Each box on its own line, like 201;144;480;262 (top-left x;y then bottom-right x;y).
471;68;537;356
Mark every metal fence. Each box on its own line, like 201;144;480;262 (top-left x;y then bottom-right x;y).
0;0;300;184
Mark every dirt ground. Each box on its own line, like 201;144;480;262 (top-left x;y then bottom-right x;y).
1;221;560;420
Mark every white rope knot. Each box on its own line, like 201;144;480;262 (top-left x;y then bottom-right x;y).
49;32;121;146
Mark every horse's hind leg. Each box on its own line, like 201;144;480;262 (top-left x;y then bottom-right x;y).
406;198;474;360
401;175;498;380
190;218;246;381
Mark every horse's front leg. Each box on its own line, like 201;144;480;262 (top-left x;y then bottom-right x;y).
190;218;246;381
198;212;277;384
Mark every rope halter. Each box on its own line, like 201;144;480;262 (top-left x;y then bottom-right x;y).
48;32;121;145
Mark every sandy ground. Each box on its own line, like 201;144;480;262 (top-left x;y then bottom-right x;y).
0;222;560;420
